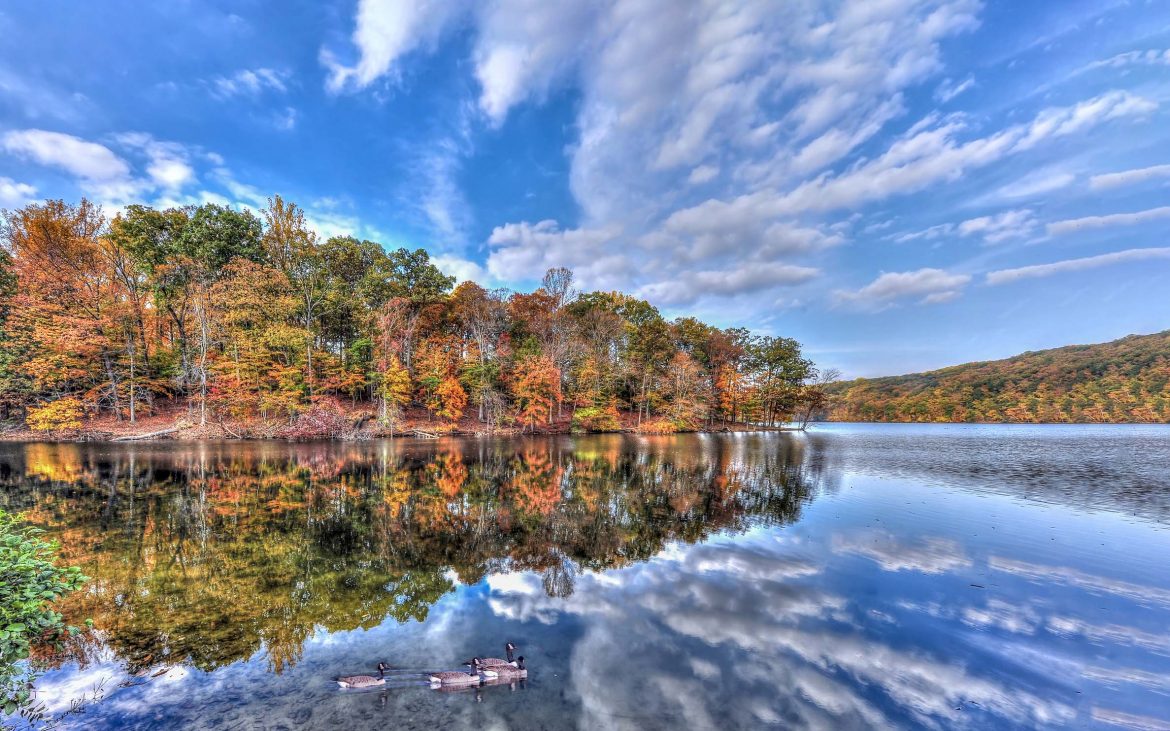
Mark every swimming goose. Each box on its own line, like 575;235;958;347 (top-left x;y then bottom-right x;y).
430;658;485;686
484;656;526;679
463;642;516;670
336;662;387;688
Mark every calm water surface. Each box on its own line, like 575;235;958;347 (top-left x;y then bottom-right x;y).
2;425;1169;729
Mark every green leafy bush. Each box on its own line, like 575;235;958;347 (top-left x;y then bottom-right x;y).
571;405;622;433
0;509;87;719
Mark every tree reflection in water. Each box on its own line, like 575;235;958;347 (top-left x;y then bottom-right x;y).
0;434;822;678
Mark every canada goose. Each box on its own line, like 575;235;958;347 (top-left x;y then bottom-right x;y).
463;642;515;669
430;658;485;686
336;662;387;688
485;656;526;679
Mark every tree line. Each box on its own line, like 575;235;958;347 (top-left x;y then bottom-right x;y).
0;197;827;436
827;330;1170;423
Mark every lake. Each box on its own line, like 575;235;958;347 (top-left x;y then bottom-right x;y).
2;425;1169;729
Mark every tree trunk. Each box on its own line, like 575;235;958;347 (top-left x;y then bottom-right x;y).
103;351;122;421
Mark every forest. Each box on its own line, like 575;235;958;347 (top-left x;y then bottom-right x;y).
0;198;826;439
827;330;1170;423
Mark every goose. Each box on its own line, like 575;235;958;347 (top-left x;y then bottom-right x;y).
485;656;526;679
336;662;388;688
463;642;516;670
430;658;485;686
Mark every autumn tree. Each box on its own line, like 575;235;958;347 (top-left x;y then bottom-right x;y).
512;353;562;431
378;354;411;434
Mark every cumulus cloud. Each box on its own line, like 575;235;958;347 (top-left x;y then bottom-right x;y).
486;219;627;289
0;176;36;207
3;129;129;184
1046;206;1170;236
1089;163;1170;190
1;128;141;201
836;267;971;308
985;247;1170;286
321;0;464;92
432;253;491;284
114;132;196;192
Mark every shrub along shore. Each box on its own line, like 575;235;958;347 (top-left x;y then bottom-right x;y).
1;198;829;441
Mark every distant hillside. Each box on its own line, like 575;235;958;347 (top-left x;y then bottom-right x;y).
826;331;1170;423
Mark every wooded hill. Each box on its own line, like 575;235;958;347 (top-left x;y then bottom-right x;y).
826;331;1170;423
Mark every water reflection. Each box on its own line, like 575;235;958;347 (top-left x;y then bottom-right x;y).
1;427;1169;730
0;436;820;679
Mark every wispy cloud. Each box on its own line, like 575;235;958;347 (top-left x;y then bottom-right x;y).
992;168;1076;200
935;75;974;103
896;209;1037;245
1046;206;1170;236
986;247;1170;285
1089;163;1170;190
209;68;288;99
836;268;971;309
1085;48;1170;71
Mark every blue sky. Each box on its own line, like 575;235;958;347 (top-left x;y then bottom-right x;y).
1;0;1168;377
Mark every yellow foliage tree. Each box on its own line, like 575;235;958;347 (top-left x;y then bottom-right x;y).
433;377;467;423
26;397;84;433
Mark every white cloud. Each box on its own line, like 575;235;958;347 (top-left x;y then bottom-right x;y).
0;64;93;123
989;557;1170;606
1013;91;1156;152
637;262;819;306
957;208;1037;243
115;132;195;192
836;267;971;308
209;68;288;99
894;209;1037;245
321;0;464;93
985;247;1170;286
0;176;36;207
324;0;1159;315
432;254;491;284
935;75;974;103
992;168;1076;200
1089;163;1170;190
1;128;142;201
833;531;971;574
471;0;596;126
3;129;129;182
1046;206;1170;236
893;222;954;243
410;126;474;247
687;164;719;185
1086;48;1170;71
485;219;627;289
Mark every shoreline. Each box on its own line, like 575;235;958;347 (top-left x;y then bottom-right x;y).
0;423;804;444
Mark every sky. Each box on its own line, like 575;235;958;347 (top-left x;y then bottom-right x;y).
1;0;1168;378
